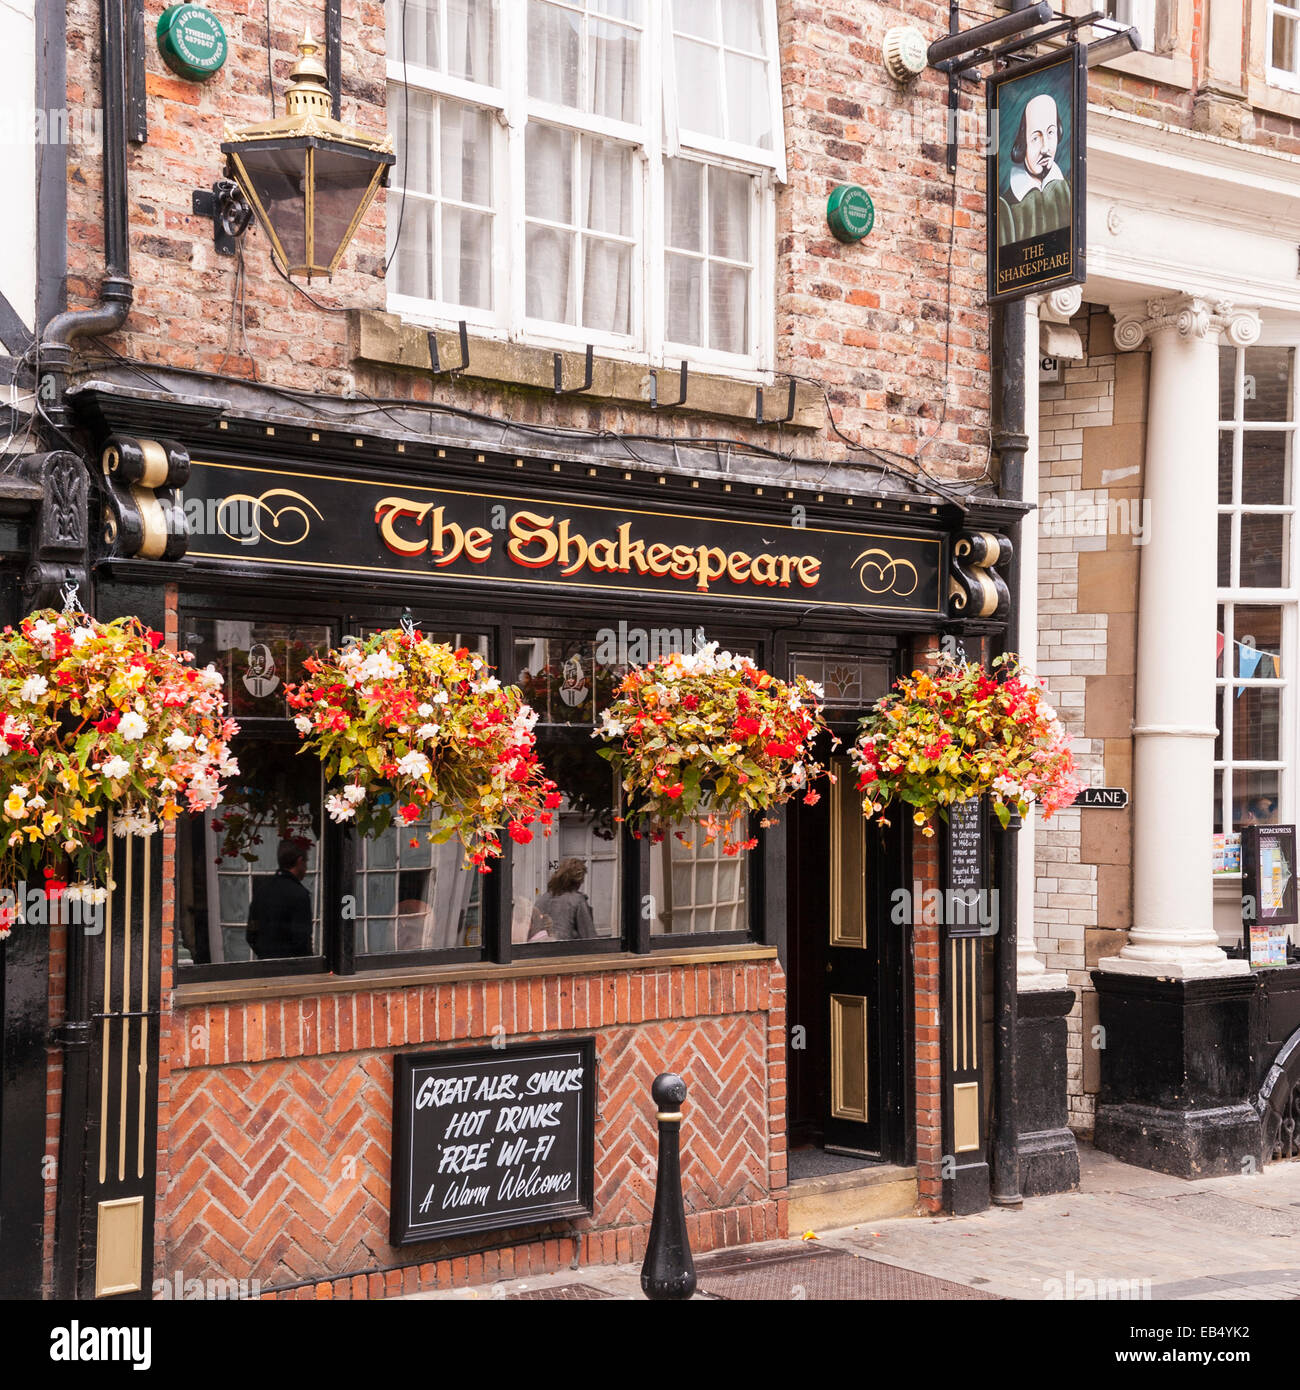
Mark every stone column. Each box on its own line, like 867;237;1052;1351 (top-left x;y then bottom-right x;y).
1090;295;1264;1180
1101;295;1258;981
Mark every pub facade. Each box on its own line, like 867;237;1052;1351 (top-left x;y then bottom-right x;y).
0;0;1070;1301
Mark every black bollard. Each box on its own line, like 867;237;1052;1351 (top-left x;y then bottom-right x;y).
640;1073;696;1301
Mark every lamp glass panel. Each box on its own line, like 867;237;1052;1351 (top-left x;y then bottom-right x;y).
235;146;309;267
312;146;387;270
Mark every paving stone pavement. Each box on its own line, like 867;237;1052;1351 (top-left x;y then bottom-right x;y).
406;1144;1300;1301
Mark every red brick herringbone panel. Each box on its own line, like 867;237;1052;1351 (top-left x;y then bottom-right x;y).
595;1017;767;1225
167;1054;396;1286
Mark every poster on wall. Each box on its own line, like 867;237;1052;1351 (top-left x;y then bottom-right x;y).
390;1038;596;1244
986;45;1087;304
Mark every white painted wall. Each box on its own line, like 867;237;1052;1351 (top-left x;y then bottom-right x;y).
0;0;36;338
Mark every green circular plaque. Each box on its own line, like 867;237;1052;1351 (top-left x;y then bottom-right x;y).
157;4;228;82
826;184;875;244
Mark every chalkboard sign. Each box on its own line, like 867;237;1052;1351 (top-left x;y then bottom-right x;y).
390;1038;596;1245
945;799;987;937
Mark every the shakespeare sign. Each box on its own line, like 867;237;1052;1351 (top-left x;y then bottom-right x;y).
986;45;1086;304
390;1039;596;1244
182;459;946;615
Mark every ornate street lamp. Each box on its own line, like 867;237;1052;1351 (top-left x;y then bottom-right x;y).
196;30;395;280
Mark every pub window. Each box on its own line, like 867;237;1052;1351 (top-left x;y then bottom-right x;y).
385;0;784;369
175;617;332;971
1215;345;1298;838
511;634;623;949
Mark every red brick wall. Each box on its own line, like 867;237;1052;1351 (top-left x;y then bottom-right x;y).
160;961;786;1297
60;0;997;479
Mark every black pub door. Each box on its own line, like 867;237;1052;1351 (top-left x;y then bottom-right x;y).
788;754;907;1160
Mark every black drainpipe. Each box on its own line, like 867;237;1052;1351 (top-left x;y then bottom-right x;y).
40;0;134;432
48;0;133;1299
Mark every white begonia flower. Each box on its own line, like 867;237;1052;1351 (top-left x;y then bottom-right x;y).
70;625;94;648
19;676;48;702
294;715;312;735
417;703;433;717
396;750;432;780
432;690;450;705
102;756;130;779
165;730;195;752
326;793;357;823
342;784;366;805
477;676;501;693
416;723;441;741
118;712;148;741
27;793;46;810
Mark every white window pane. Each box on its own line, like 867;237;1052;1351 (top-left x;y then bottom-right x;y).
666;254;702;344
440;104;492;205
726;52;771;148
390;198;437;299
665;159;703;251
525;122;573;222
445;0;497;82
393;87;437;196
526;225;576;321
722;0;765;53
709;167;751;261
582;238;632;334
442;207;493;308
675;38;722;135
387;0;440;70
529;0;582;107
709;264;750;354
595;0;642;21
589;18;640;122
1274;13;1298;72
672;0;717;40
581;138;632;235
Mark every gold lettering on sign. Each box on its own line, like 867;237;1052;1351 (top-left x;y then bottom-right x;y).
375;497;828;596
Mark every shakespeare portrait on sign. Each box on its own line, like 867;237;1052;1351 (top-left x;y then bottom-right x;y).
988;48;1083;303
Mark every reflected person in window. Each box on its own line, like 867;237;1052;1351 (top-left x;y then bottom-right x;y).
246;840;314;958
528;858;596;943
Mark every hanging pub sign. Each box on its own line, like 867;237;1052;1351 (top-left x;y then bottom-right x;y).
390;1038;596;1244
986;45;1087;305
180;459;946;616
1240;824;1297;967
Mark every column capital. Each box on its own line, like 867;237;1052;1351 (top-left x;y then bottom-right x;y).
1113;294;1261;351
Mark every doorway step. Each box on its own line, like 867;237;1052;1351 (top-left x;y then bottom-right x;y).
787;1162;918;1230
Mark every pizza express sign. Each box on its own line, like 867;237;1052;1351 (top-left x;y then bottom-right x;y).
182;460;945;615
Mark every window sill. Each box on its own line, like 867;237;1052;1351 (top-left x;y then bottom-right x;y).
173;942;778;1008
351;310;826;431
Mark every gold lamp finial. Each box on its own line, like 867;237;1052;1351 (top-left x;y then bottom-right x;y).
284;28;331;118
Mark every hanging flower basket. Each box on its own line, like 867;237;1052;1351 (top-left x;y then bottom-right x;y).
286;629;558;872
593;643;832;856
851;652;1080;836
0;609;239;936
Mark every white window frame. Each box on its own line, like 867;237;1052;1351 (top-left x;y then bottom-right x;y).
1268;0;1300;91
1215;341;1299;839
385;0;784;375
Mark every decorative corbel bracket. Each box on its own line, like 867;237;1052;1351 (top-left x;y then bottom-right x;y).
99;435;191;561
948;530;1013;623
